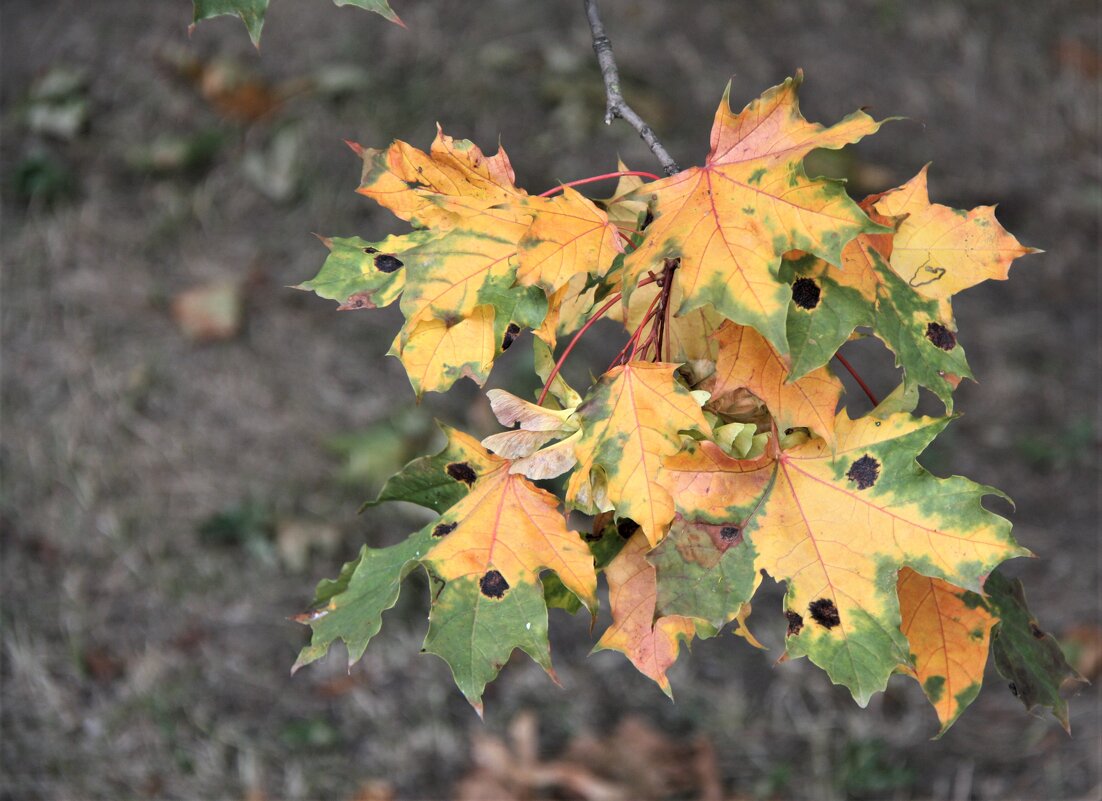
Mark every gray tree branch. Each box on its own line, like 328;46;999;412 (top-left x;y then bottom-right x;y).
583;0;680;176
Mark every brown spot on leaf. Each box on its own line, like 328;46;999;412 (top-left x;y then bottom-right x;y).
374;254;404;273
925;322;957;351
809;598;841;629
479;569;509;599
616;519;640;539
432;522;456;538
446;462;477;486
791;277;821;310
501;323;521;351
846;455;880;490
338;292;377;311
785;610;804;636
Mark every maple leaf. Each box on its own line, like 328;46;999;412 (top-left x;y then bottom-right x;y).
599;165;651;234
782;214;972;410
897;567;996;735
594;534;698;697
296;232;430;311
870;165;1038;300
648;515;759;632
353;128;522;228
388;305;498;395
984;570;1085;731
516;188;624;294
566;362;712;546
708;321;844;446
622;73;886;353
646;440;776;629
742;410;1027;704
191;0;402;48
294;427;597;713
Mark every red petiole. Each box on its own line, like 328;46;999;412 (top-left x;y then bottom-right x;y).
537;170;661;198
537;275;659;406
834;352;880;406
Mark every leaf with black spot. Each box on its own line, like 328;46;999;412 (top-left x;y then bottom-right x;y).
298;428;597;713
743;409;1027;705
296;232;432;312
366;424;500;515
780;215;972;411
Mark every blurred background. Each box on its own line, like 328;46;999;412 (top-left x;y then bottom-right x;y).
2;1;1099;799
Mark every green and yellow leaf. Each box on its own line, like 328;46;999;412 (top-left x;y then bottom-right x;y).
566;362;712;546
296;429;597;712
623;74;886;353
748;411;1026;704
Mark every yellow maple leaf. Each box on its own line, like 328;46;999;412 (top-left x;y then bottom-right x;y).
870;164;1038;300
517;187;624;294
353;126;524;229
898;567;996;734
623;73;886;352
593;535;697;697
389;305;496;395
566;362;712;546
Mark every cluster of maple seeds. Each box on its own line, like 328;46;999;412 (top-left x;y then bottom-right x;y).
294;76;1079;732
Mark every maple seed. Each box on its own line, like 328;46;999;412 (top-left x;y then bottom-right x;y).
791;277;821;310
925;322;957;351
373;254;404;273
501;323;521;351
846;455;880;490
809;598;841;629
446;462;477;486
479;569;509;599
719;525;740;542
432;522;457;538
616;519;640;539
785;610;804;637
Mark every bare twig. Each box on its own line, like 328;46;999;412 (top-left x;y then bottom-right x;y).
583;0;680;176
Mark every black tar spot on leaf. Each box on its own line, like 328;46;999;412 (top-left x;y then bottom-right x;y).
719;525;740;542
846;454;880;490
374;254;404;273
432;522;457;538
785;610;804;636
791;277;821;310
925;321;957;351
362;246;378;254
1030;622;1045;639
501;323;521;351
583;529;603;543
446;462;477;486
479;569;509;599
617;519;640;539
809;598;841;629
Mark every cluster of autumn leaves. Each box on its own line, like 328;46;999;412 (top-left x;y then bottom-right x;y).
295;75;1078;732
